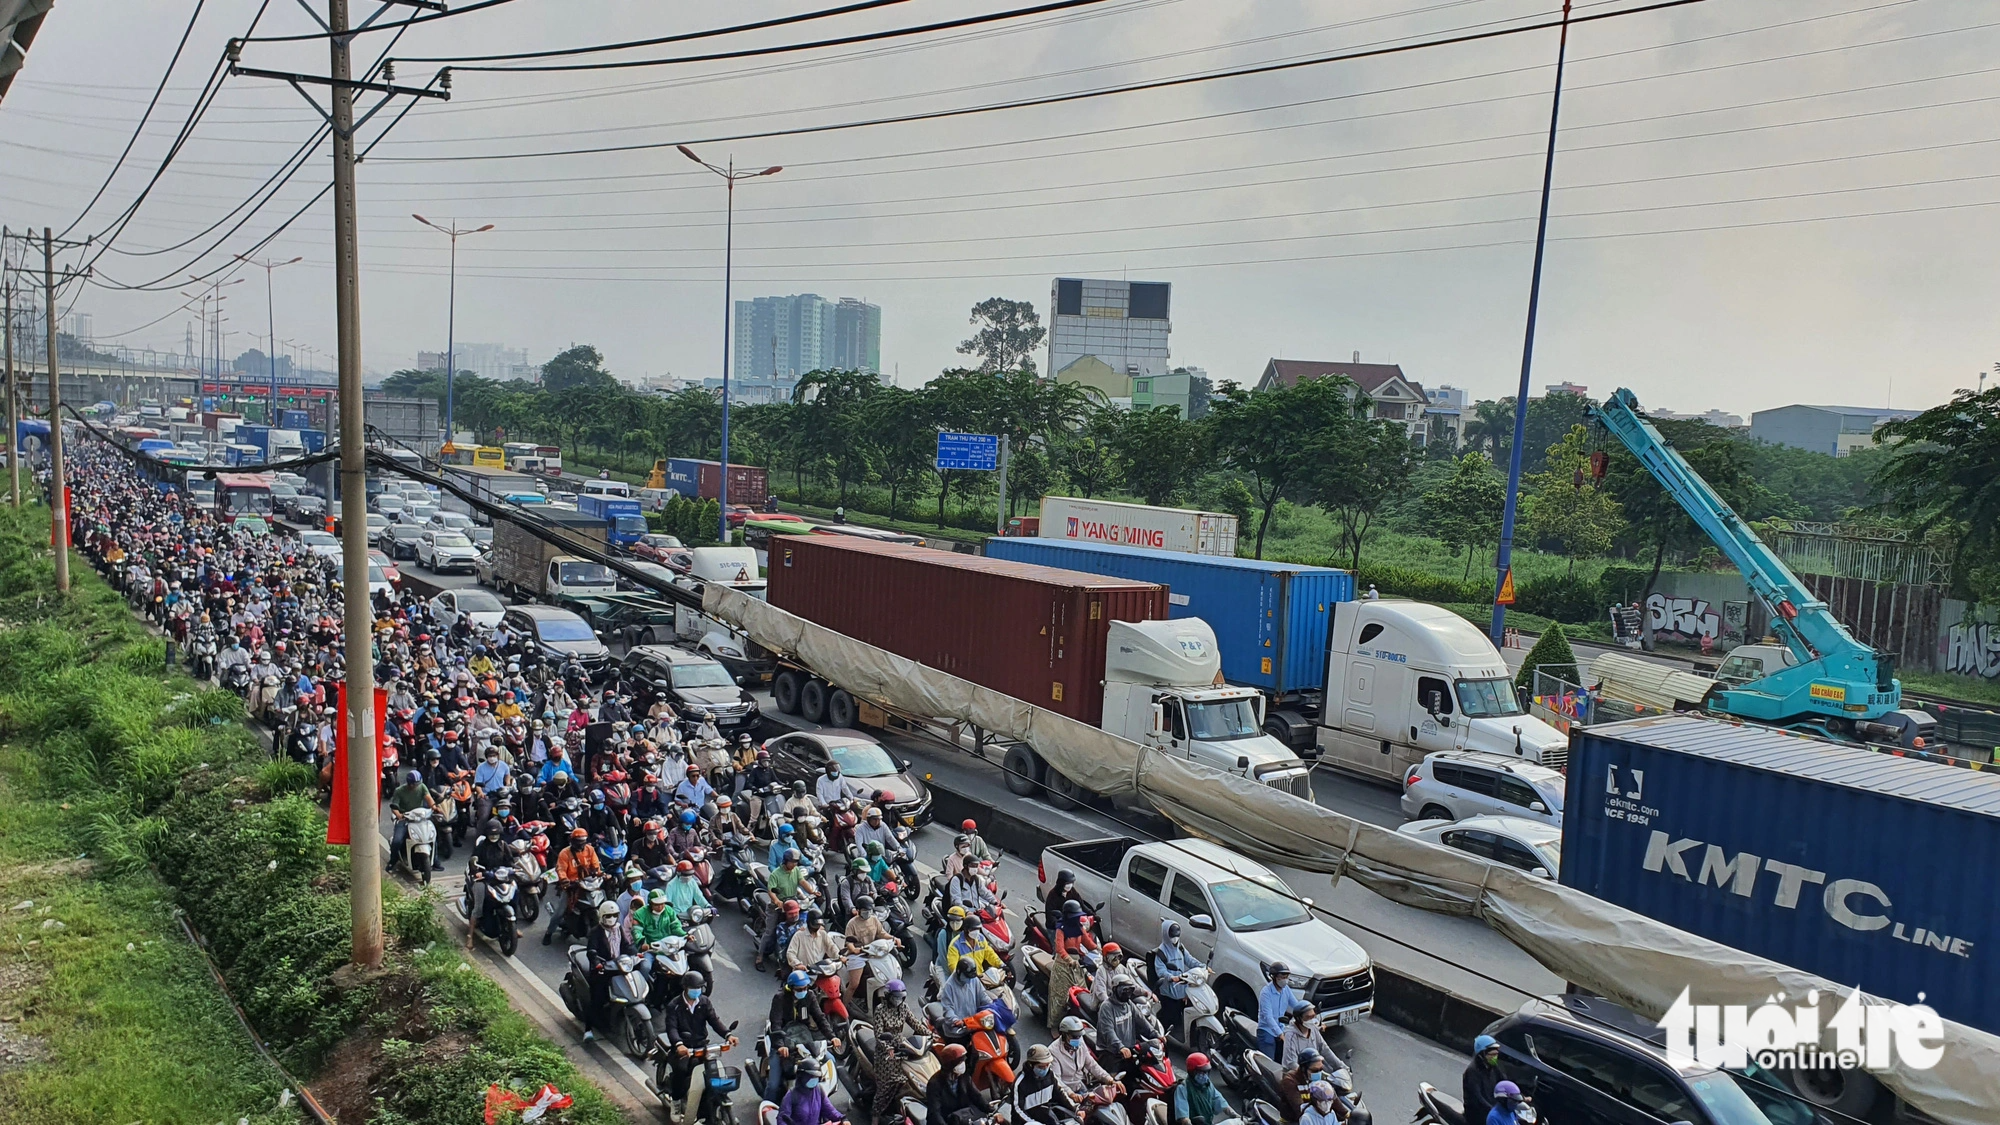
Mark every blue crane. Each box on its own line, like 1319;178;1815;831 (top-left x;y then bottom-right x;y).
1589;388;1924;744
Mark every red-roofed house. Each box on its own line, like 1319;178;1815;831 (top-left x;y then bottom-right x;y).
1254;358;1435;443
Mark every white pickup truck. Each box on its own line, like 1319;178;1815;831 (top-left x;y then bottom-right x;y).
1041;836;1374;1029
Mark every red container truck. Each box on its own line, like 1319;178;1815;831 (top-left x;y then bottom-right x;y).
667;458;771;508
765;534;1167;725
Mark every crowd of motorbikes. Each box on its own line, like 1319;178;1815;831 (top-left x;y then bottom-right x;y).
59;443;1533;1125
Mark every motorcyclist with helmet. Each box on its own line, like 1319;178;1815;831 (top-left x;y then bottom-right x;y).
661;969;738;1101
1014;1043;1079;1125
543;826;603;945
583;899;635;1042
386;769;438;874
765;968;843;1099
1173;1054;1231;1125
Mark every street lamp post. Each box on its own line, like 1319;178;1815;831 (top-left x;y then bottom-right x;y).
413;216;494;457
679;146;781;544
235;255;302;426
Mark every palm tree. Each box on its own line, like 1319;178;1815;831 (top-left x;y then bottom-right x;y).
1461;399;1514;458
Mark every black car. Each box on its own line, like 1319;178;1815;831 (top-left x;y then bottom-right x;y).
384;523;428;561
764;729;931;826
622;645;760;732
1484;995;1829;1125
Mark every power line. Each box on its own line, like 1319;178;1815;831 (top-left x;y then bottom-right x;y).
239;0;521;43
55;0;211;240
365;0;1719;162
400;0;922;65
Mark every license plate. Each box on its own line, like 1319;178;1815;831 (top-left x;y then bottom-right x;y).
1335;1007;1369;1026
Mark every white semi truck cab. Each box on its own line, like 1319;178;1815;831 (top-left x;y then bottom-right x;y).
1316;599;1569;784
1104;619;1314;799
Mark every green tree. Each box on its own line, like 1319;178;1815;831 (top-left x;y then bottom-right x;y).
1521;424;1624;573
957;298;1046;374
1460;399;1512;456
1111;407;1205;506
1207;376;1365;558
1875;386;2000;602
1056;412;1122;500
1420;453;1506;579
1314;420;1416;572
540;345;618;393
1602;416;1757;608
1003;444;1052;519
794;369;884;506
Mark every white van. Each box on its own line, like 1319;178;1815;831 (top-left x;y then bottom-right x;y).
1315;600;1569;783
582;479;633;499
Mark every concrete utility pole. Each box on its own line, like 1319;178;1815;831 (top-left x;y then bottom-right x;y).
43;228;67;593
329;0;382;970
4;229;18;509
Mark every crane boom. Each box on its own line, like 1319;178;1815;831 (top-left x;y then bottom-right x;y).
1588;388;1901;733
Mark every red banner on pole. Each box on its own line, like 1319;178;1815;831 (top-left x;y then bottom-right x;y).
49;484;70;547
327;683;388;845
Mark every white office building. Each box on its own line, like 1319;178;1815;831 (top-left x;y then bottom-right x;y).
1047;277;1171;401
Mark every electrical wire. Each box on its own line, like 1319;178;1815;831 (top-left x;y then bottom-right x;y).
239;0;521;43
369;0;1716;162
55;0;210;240
399;0;922;65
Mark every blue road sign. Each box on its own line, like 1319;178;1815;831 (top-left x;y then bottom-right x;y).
936;431;1000;471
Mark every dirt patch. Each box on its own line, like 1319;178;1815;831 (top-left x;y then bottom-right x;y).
0;961;49;1076
0;859;94;883
309;966;447;1123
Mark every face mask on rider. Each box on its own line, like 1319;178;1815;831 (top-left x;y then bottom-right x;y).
686;989;702;1002
1032;1066;1050;1079
791;987;809;1000
1066;1037;1083;1049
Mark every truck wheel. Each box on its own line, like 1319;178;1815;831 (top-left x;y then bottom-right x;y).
773;671;804;715
1787;1067;1880;1117
828;689;858;729
1045;769;1090;810
800;679;828;724
1003;745;1042;796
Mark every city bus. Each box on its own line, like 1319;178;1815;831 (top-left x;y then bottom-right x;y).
215;472;275;530
472;446;506;469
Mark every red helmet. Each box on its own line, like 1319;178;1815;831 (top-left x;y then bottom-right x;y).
783;900;801;918
1187;1053;1211;1072
961;819;978;832
570;827;589;840
687;764;701;776
676;860;694;874
937;1044;967;1065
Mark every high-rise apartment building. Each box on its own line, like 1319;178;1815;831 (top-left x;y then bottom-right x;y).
730;294;881;403
1047;277;1171;402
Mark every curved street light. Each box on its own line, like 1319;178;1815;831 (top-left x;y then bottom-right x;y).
414;215;495;455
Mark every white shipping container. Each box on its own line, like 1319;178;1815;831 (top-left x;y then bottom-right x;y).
1036;496;1238;557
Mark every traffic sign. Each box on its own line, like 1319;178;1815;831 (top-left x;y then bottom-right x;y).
1497;569;1517;606
936;431;1000;471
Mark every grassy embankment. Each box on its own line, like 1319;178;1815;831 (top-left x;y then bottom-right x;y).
0;501;622;1125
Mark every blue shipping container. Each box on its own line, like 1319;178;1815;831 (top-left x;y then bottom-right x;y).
982;537;1352;694
280;409;312;430
665;457;702;499
1561;713;2000;1036
299;428;327;454
236;424;270;453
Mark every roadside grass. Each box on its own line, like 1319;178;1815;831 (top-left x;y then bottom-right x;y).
0;754;298;1125
1897;669;2000;709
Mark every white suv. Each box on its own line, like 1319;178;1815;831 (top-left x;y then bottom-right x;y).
1401;751;1564;827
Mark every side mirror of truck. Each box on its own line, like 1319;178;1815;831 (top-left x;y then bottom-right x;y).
1189;914;1214;931
1236;756;1250;771
1530;801;1547;813
1150;703;1166;734
1531;867;1551;880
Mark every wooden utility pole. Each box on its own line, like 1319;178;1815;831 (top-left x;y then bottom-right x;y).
43;228;67;592
328;0;383;970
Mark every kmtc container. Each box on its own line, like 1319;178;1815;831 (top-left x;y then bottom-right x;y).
1561;712;2000;1036
766;534;1168;725
983;537;1351;695
665;458;770;507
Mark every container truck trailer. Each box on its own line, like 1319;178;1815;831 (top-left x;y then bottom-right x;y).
764;534;1313;804
1037;495;1238;556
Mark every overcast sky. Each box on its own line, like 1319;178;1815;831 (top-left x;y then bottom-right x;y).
3;0;1996;414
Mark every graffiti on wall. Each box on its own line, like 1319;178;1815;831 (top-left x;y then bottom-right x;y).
1647;593;1721;643
1944;621;2000;679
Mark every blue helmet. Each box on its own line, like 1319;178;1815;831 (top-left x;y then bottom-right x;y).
777;824;795;838
783;848;801;865
679;809;698;827
787;969;812;990
1474;1035;1498;1054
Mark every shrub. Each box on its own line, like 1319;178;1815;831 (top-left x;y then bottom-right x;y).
1353;562;1489;603
1515;572;1605;625
1516;622;1580;694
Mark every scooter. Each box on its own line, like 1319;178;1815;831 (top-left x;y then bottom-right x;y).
509;837;546;924
855;937;904;1020
397;807;438;885
749;1021;839;1103
682;906;718;981
712;834;761;912
1411;1082;1466;1125
560;946;654;1061
1160;965;1230;1080
810;957;851;1027
461;866;521;956
1240;1050;1369;1125
651;1026;743;1125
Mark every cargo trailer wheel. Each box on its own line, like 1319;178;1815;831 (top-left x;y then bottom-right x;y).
801;679;829;724
774;671;804;715
828;689;858;729
1003;745;1042;796
1046;769;1089;810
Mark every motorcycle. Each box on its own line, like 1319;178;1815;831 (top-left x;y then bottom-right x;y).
1239;1049;1368;1125
189;630;218;681
397;807;438;885
682;906;718;981
644;932;693;1015
1158;965;1229;1077
431;784;459;865
1127;1044;1177;1125
854;936;904;1020
222;660;252;696
810;957;850;1027
560;874;610;942
1411;1082;1466;1125
509;835;547;924
881;887;919;969
652;1028;743;1125
750;1020;839;1103
461;866;521;956
711;833;762;913
561;947;654;1061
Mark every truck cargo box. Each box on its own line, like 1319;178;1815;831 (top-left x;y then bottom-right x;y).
1561;713;2000;1036
766;534;1167;725
666;458;770;507
1038;495;1238;556
983;538;1351;695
